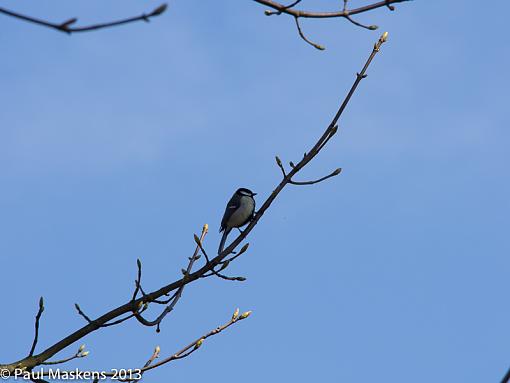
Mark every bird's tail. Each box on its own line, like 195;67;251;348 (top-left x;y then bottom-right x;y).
218;229;230;255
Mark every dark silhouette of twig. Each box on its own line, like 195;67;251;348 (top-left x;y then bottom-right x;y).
258;0;407;48
133;225;208;333
501;366;510;383
289;168;342;185
28;297;44;357
41;344;88;366
101;309;252;381
293;16;324;50
0;4;167;34
258;0;409;18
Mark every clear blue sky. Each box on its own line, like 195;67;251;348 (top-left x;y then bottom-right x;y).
1;1;509;382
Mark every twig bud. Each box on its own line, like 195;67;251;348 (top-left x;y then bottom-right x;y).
150;4;168;16
203;223;209;233
232;308;240;320
193;234;201;246
332;168;342;176
239;311;252;320
80;351;90;357
39;297;45;310
237;243;250;256
275;156;282;167
59;18;77;29
78;344;85;352
181;269;188;276
368;25;379;30
381;31;389;42
195;338;204;348
154;345;161;355
235;277;247;282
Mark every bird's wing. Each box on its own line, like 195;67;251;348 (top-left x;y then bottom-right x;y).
220;195;240;232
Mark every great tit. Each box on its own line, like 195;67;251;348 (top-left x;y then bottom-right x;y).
218;188;257;254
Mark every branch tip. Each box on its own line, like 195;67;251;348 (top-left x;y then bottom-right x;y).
238;243;250;255
239;311;252;320
150;4;168;17
59;18;77;29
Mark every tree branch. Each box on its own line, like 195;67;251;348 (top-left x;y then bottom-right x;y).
289;168;342;185
257;0;409;18
257;0;407;48
132;224;209;332
28;297;45;357
0;4;167;34
0;32;389;375
102;309;252;381
501;366;510;383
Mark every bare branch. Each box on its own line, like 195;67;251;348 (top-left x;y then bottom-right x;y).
258;0;406;48
133;224;209;332
258;0;409;18
74;303;93;324
103;309;252;380
293;16;324;50
0;33;389;375
0;4;167;34
501;367;510;383
275;156;287;177
345;15;378;30
41;344;88;366
28;297;45;357
131;259;143;302
290;168;342;185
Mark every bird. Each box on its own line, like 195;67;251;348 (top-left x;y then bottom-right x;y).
218;188;257;254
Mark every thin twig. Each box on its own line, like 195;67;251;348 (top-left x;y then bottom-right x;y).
294;16;324;50
258;0;406;48
132;259;143;301
289;168;342;185
42;354;80;366
0;4;167;34
105;310;252;380
345;15;378;30
28;297;45;357
74;304;93;324
133;224;209;332
258;0;409;18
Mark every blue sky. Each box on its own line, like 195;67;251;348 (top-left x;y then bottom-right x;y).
1;0;509;382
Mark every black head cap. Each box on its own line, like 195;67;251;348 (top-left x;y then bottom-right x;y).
236;188;256;197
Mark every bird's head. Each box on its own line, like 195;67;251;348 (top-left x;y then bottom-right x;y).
236;188;257;197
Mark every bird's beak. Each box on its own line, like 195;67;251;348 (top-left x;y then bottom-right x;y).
252;193;257;196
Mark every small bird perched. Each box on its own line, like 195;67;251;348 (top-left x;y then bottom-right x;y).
218;188;257;254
